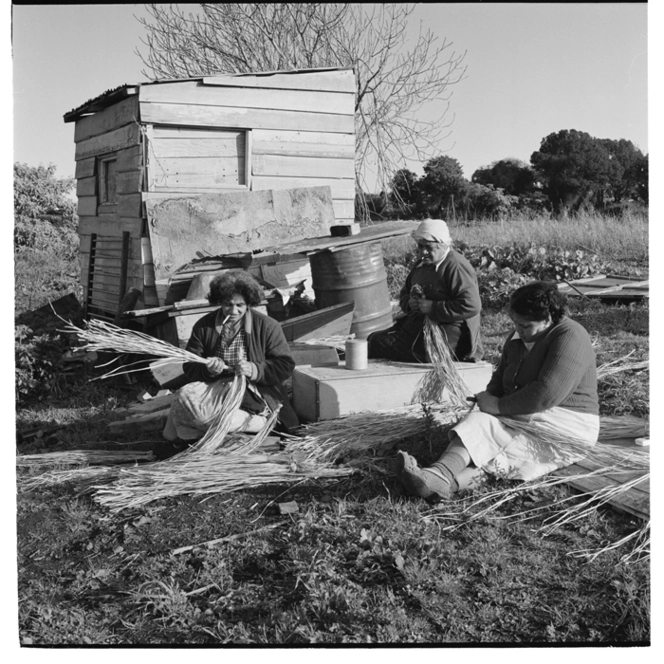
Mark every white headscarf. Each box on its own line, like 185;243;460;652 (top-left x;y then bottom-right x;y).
411;219;452;245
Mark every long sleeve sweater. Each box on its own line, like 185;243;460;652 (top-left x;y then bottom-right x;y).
486;317;598;416
399;249;482;360
182;307;298;430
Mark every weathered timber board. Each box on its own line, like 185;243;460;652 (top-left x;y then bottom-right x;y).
259;220;420;256
145;186;336;280
140;80;354;116
252;154;353;179
140;101;354;135
75;123;141;161
555;466;649;521
280;302;354;342
74;95;140;143
558;275;649;300
108;409;170;434
201;69;356;94
250;176;355;201
553;437;649;520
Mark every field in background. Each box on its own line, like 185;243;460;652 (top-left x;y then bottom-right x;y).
382;210;648;274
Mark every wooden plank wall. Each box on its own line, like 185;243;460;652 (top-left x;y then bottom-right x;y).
73;94;145;314
139;70;356;223
146;126;246;191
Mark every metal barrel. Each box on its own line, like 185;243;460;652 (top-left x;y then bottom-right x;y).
309;241;394;339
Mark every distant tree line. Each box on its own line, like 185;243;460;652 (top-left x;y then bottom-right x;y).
358;129;648;221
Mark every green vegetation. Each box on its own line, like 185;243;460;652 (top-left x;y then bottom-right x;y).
360;130;647;222
15;206;648;645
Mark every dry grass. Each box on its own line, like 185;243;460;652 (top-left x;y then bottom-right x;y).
17;450;155;467
452;211;648;266
382;211;648;270
412;318;473;407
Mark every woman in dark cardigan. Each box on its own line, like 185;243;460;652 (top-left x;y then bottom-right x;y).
397;281;600;502
367;219;482;363
162;271;298;450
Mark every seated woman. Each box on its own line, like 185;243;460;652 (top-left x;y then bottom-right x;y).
161;271;298;451
397;281;599;502
367;219;482;363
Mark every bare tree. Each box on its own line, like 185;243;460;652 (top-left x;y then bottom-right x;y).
136;3;466;197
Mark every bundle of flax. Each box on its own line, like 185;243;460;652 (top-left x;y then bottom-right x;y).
60;317;214;380
17;449;155;468
20;464;124;492
598;414;649;441
292;404;465;470
92;452;352;512
412;318;472;407
597;354;648;380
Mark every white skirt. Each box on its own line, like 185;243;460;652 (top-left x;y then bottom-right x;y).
449;407;600;481
162;378;268;442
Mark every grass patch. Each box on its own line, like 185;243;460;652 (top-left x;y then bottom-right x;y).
17;470;649;645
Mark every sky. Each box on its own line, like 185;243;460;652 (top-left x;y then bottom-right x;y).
10;2;649;189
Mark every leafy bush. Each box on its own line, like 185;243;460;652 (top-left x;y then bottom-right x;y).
475;268;530;311
15;246;82;315
15;324;68;404
14;162;78;261
460;242;607;281
14;163;81;314
452;241;608;310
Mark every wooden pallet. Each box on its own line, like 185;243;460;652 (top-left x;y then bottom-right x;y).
553;437;649;521
109;394;175;433
558;274;649;302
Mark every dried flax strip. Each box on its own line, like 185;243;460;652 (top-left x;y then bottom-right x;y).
20;464;123;492
59;317;211;379
596;353;648;379
92;453;352;512
17;450;154;467
292;404;465;466
598;415;649;440
412;318;472;407
494;416;649;470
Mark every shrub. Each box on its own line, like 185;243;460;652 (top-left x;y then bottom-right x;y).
15;324;68;403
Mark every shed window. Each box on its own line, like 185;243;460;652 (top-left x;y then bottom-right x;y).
98;154;118;208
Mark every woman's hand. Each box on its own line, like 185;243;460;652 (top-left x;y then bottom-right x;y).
408;296;420;312
206;357;226;376
475;390;501;415
408;297;433;314
235;360;255;378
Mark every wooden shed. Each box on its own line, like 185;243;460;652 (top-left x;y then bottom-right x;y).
63;67;357;321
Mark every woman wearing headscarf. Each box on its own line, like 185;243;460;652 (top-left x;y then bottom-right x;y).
397;281;600;502
367;218;482;362
161;271;298;453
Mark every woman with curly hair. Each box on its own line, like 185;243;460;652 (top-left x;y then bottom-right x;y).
397;281;600;502
161;271;297;453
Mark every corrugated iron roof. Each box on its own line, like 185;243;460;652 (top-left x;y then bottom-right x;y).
63;67;354;123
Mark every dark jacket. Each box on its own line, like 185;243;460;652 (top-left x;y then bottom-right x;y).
487;317;598;416
399;249;482;361
183;307;299;431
